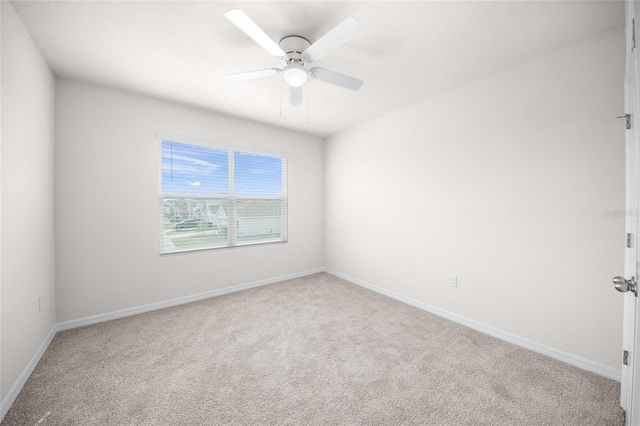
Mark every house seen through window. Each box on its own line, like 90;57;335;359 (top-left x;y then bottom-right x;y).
160;138;287;254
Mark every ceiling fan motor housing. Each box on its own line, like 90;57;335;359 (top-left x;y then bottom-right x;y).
279;36;311;65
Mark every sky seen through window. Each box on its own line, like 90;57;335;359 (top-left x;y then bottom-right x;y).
161;141;282;196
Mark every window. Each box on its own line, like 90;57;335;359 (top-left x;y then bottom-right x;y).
160;137;287;254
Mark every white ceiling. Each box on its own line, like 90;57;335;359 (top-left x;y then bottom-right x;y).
11;1;625;138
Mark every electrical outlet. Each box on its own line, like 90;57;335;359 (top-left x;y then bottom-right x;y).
302;247;308;257
448;276;458;288
38;296;45;312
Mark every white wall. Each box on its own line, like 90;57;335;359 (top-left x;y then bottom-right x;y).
1;1;57;401
324;28;626;369
55;79;324;322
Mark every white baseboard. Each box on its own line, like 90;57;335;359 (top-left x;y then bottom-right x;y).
1;268;324;421
1;324;57;421
57;268;325;331
325;268;621;382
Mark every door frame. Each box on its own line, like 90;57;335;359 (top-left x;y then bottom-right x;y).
624;2;640;425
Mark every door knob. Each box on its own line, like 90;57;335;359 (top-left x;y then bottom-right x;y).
613;276;638;296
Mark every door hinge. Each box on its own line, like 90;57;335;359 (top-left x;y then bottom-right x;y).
617;114;631;129
624;350;629;366
627;233;632;248
633;19;636;51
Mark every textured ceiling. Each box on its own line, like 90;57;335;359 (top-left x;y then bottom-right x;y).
11;1;625;138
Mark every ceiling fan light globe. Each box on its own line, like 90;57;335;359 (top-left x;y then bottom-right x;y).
282;64;308;88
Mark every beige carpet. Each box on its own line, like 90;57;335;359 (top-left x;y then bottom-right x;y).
2;272;624;425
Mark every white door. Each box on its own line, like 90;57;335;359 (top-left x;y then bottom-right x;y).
622;2;640;425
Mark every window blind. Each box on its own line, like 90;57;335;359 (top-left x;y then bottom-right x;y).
160;139;287;254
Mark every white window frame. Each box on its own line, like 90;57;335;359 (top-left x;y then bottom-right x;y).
158;133;288;255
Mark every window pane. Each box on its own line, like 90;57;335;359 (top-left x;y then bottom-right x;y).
237;199;284;243
234;152;282;196
162;198;228;251
160;138;287;254
162;141;228;195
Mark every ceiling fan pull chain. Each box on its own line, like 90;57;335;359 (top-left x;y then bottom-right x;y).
280;80;283;118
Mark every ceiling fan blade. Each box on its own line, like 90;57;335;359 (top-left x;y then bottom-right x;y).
225;68;281;82
224;9;286;60
302;16;362;63
310;67;363;91
289;85;303;106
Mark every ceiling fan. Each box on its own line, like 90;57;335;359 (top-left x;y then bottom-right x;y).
224;9;364;106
